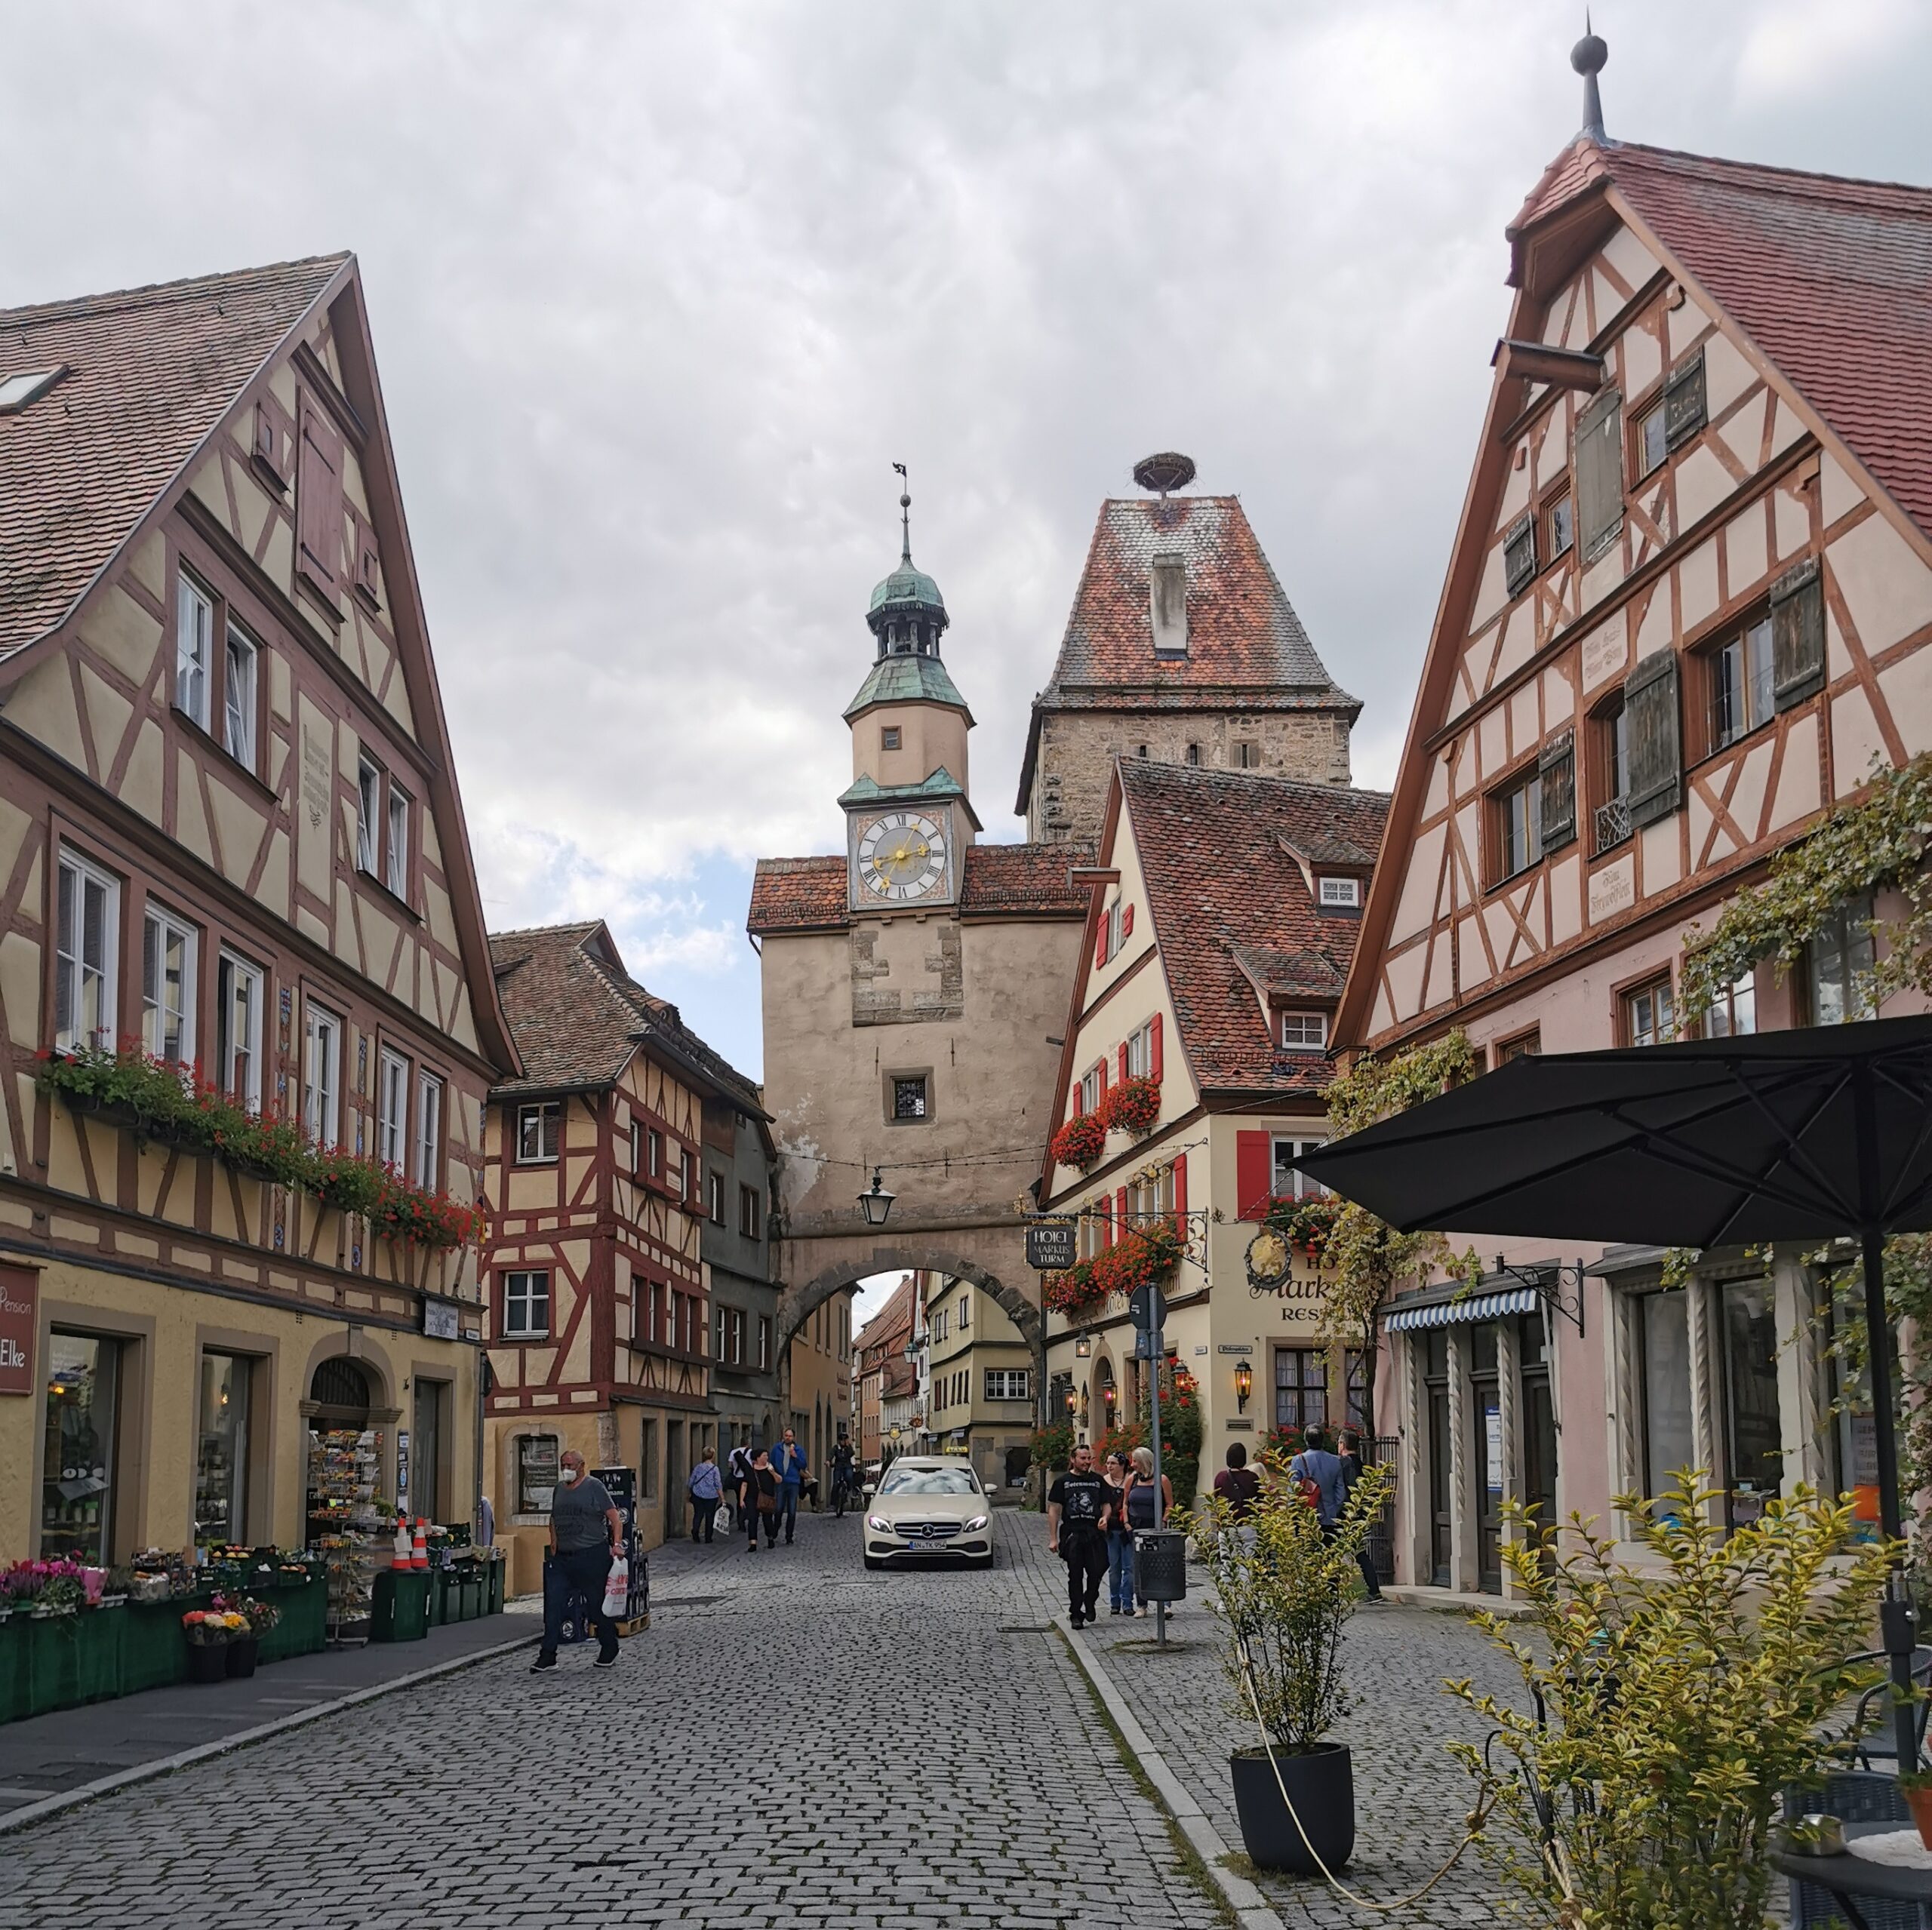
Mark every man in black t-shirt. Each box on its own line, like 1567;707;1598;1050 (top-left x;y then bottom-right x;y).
1047;1443;1114;1627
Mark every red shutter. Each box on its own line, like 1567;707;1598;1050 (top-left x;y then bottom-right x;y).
1098;1059;1109;1100
1172;1151;1187;1234
1116;1186;1129;1241
1100;1196;1113;1248
296;399;344;596
1117;1043;1129;1084
1150;1013;1164;1083
1236;1131;1272;1220
1094;920;1108;969
1123;904;1134;938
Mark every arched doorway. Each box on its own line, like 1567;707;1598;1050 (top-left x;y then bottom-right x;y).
310;1357;371;1429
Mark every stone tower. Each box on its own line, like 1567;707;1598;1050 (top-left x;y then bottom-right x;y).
1016;455;1360;844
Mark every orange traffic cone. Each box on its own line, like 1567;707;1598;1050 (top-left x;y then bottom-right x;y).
392;1511;411;1569
411;1519;429;1570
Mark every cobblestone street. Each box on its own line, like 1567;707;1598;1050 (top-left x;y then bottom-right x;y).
0;1510;1540;1929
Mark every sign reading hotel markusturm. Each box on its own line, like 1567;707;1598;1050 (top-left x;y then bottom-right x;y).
1025;1220;1078;1272
0;1263;35;1394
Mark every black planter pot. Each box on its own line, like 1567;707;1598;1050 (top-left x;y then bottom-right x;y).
186;1641;229;1684
1229;1741;1355;1875
226;1637;259;1678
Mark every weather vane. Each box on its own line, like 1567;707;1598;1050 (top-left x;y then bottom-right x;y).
892;462;911;563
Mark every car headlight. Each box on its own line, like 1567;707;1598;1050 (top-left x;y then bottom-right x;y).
963;1514;989;1532
867;1514;892;1533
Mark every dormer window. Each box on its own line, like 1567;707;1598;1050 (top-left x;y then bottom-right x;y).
1318;876;1361;909
1150;553;1189;656
1280;1011;1327;1050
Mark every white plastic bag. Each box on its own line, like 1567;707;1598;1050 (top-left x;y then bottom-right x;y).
601;1554;629;1619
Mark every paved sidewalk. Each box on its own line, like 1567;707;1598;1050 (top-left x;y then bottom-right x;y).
0;1518;1225;1930
0;1608;530;1823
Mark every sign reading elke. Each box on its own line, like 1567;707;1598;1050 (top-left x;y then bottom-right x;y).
0;1263;39;1395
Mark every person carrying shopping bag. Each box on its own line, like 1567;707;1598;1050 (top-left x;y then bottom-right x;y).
687;1448;723;1543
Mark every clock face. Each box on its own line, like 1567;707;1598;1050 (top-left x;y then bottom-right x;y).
857;810;949;902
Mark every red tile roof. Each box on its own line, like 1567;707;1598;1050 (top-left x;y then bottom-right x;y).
0;255;349;655
1122;763;1389;1097
488;920;761;1110
1515;137;1932;541
747;843;1094;935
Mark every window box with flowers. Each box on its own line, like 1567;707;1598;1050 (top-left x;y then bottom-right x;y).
1051;1111;1107;1173
1263;1196;1343;1269
1099;1074;1161;1139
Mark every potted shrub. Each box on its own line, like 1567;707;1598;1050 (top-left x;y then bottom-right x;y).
1447;1474;1895;1925
181;1607;247;1683
231;1596;279;1675
1900;1770;1932;1852
1190;1455;1394;1873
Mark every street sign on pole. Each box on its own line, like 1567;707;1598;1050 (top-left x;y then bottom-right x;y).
1128;1280;1168;1333
1024;1220;1078;1272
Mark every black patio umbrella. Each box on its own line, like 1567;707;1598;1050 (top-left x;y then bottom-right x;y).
1297;1013;1932;1771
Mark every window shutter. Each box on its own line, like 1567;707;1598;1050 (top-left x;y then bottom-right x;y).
1150;1013;1164;1083
1663;349;1706;451
1117;1043;1128;1084
1116;1186;1129;1241
1171;1151;1186;1234
296;400;344;597
1098;1059;1109;1101
1122;903;1134;939
1574;387;1625;562
1537;728;1577;854
1623;650;1682;828
1770;558;1826;711
1235;1131;1271;1221
1094;920;1109;970
1503;511;1537;596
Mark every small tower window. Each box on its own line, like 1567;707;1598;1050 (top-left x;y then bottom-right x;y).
1150;553;1189;656
881;727;902;751
1186;743;1201;767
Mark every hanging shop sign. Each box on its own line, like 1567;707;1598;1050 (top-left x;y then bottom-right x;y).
1245;1228;1291;1292
0;1263;37;1394
1025;1220;1078;1272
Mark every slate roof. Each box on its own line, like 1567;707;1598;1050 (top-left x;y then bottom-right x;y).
1512;137;1932;541
843;651;971;721
1121;762;1389;1097
747;842;1094;935
0;254;348;656
488;920;761;1111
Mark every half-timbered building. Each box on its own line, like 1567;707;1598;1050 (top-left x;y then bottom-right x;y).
0;255;515;1566
1038;762;1388;1498
1337;53;1932;1599
484;920;762;1576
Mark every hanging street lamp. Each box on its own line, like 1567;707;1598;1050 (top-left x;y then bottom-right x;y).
857;1168;896;1228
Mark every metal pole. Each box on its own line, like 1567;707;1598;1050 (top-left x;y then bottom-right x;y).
1854;1063;1918;1774
1149;1326;1166;1647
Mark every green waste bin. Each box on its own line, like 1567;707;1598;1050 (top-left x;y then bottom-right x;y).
370;1569;431;1643
483;1557;505;1615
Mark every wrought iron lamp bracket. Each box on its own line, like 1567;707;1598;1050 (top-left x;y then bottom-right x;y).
1494;1258;1586;1336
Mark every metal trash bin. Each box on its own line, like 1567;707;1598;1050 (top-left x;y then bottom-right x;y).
1134;1529;1188;1604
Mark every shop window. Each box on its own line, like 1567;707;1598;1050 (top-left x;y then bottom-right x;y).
1804;896;1877;1026
42;1330;118;1563
1273;1347;1327;1433
195;1351;251;1544
1721;1279;1784;1527
217;950;264;1111
54;847;119;1053
141;905;197;1065
1638;1289;1694;1506
503;1269;550;1338
1270;1136;1327;1203
1621;973;1675;1049
516;1101;561;1163
516;1434;559;1514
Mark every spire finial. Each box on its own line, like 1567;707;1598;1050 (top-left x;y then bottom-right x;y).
1571;13;1608;141
892;461;912;564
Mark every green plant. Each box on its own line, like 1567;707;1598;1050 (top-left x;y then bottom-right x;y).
1140;1360;1203;1512
1263;1194;1342;1264
1189;1459;1395;1753
1029;1423;1074;1470
1680;750;1932;1022
1446;1475;1896;1928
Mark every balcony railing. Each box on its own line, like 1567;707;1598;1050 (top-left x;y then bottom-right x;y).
1593;795;1632;856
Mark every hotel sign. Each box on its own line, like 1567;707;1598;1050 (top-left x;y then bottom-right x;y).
0;1264;38;1395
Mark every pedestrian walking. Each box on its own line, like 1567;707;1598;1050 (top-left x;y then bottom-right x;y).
1047;1443;1112;1628
1102;1452;1135;1617
725;1440;755;1535
530;1450;623;1673
687;1447;723;1543
770;1427;808;1544
1287;1425;1349;1526
1121;1445;1171;1617
745;1448;780;1552
1336;1426;1386;1602
1211;1440;1262;1520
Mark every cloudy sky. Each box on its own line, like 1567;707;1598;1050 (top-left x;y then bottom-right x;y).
4;0;1924;1080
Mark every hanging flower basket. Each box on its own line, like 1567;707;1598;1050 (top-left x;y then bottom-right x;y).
1263;1195;1343;1268
1050;1112;1107;1173
1099;1074;1161;1139
1043;1259;1106;1316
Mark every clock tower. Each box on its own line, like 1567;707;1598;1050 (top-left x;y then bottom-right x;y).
840;484;980;913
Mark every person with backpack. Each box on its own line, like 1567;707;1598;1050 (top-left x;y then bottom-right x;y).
1336;1426;1386;1602
726;1440;755;1535
1212;1440;1263;1542
687;1447;723;1543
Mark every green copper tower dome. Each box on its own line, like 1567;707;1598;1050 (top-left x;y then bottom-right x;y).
865;478;950;659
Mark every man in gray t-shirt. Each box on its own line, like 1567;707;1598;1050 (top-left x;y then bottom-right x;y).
533;1450;624;1673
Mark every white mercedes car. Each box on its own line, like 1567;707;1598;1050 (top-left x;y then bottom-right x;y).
862;1456;995;1569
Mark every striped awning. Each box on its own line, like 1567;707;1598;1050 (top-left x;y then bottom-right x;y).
1384;1286;1540;1333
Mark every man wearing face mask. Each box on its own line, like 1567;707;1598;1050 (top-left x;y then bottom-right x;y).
531;1450;624;1672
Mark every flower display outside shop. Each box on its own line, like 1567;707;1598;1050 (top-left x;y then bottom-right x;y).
180;1609;249;1645
1049;1111;1107;1173
1041;1219;1185;1317
1;1559;100;1614
1098;1074;1161;1139
37;1045;480;1250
